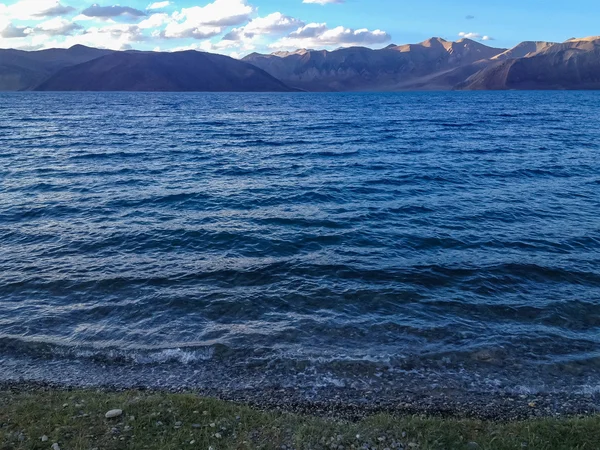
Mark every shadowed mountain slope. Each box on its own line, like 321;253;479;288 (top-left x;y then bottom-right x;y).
460;37;600;90
34;50;294;92
0;45;112;91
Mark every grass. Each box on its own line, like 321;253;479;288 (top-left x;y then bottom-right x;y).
1;389;599;450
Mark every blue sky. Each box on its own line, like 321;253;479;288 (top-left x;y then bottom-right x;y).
0;0;598;55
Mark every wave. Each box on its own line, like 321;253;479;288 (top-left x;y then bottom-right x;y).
0;336;215;365
2;91;600;396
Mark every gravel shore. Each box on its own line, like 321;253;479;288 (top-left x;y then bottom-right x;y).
2;380;598;422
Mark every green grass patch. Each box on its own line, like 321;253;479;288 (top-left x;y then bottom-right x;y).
1;389;598;449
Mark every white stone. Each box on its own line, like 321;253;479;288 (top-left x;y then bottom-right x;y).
105;409;123;419
41;435;49;442
51;443;61;450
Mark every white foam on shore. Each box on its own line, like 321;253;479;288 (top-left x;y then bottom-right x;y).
66;346;215;365
134;348;215;364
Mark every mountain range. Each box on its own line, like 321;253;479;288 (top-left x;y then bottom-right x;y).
0;46;294;92
1;36;599;92
244;36;600;91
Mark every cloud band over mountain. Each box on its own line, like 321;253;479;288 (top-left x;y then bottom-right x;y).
0;0;394;54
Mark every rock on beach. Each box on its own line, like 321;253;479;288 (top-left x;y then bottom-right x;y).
105;409;123;419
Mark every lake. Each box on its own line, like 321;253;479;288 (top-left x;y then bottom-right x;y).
1;91;599;401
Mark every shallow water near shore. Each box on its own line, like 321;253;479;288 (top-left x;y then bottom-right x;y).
1;91;599;401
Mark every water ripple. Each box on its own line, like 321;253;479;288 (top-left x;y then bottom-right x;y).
1;91;599;396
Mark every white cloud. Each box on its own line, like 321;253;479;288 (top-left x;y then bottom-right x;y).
34;2;74;17
288;22;327;38
1;0;75;20
172;0;253;27
147;1;171;10
163;0;253;39
0;21;32;38
0;0;393;55
223;11;303;43
197;39;247;57
162;23;223;39
137;13;169;29
35;17;82;35
458;32;494;41
56;23;146;49
271;23;390;50
242;12;303;36
81;4;146;19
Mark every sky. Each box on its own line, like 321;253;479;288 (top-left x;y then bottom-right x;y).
0;0;599;57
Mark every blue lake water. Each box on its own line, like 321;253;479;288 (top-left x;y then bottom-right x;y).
1;91;599;397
